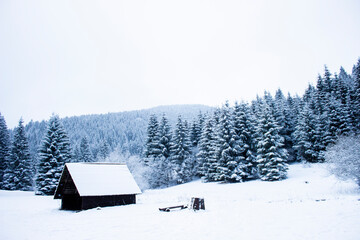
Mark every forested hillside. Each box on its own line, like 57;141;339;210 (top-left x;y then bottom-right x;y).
24;105;214;162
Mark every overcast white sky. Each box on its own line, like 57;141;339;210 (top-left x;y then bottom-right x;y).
1;0;360;128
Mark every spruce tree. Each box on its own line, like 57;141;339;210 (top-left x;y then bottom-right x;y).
35;115;71;195
98;140;110;160
190;112;204;147
327;97;354;138
351;59;360;131
197;116;217;179
293;104;323;162
286;93;302;161
323;65;333;94
214;102;240;182
316;114;331;151
158;114;172;159
334;68;350;104
79;137;93;162
190;121;200;147
256;102;288;181
197;111;205;134
233;102;256;181
274;89;296;161
303;84;317;112
144;114;161;160
3;119;33;190
170;115;192;184
151;114;172;188
315;75;329;115
0;113;11;189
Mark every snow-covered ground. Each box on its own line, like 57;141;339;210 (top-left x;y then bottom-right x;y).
1;164;360;240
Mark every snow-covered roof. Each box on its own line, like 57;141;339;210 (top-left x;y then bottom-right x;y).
61;163;141;197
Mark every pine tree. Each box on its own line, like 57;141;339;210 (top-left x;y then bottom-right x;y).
190;121;201;147
351;59;360;131
214;102;240;182
0;113;11;189
79;137;93;162
314;69;335;149
98;140;110;160
3;119;33;190
293;104;323;162
35;115;72;195
303;84;317;112
190;112;204;147
149;114;172;188
286;93;302;161
197;115;217;179
197;111;205;133
274;89;296;161
144;115;161;160
170;115;192;184
327;97;354;138
334;68;350;104
315;74;329;115
232;102;256;181
207;108;222;179
323;65;333;94
263;91;275;113
256;102;288;181
158;114;172;159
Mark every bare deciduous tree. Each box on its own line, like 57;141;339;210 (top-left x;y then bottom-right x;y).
325;135;360;186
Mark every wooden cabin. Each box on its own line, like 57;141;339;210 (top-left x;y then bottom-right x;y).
54;163;141;210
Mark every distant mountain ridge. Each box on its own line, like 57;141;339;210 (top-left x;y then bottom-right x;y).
25;104;215;161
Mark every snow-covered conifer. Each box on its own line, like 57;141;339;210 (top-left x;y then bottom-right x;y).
35;115;72;195
147;114;173;188
214;102;240;182
293;104;323;162
232;102;256;181
323;65;333;94
315;74;330;115
0;113;11;189
190;121;201;147
274;89;297;161
144;115;161;160
327;97;354;138
351;59;360;131
256;102;288;181
79;137;93;162
3;119;33;190
158;114;172;159
190;112;204;147
98;140;110;161
170;115;192;183
197;115;216;178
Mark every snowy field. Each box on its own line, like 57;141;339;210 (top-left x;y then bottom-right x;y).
1;164;360;240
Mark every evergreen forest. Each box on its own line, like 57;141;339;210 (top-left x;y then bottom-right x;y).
0;59;360;193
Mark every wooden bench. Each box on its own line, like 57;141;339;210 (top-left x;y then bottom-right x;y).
159;205;188;212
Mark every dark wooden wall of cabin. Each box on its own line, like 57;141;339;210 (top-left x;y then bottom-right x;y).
81;194;136;210
61;195;82;210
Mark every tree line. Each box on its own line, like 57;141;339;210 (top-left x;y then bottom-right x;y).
143;59;360;188
0;58;359;192
0;107;211;194
0;115;81;194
